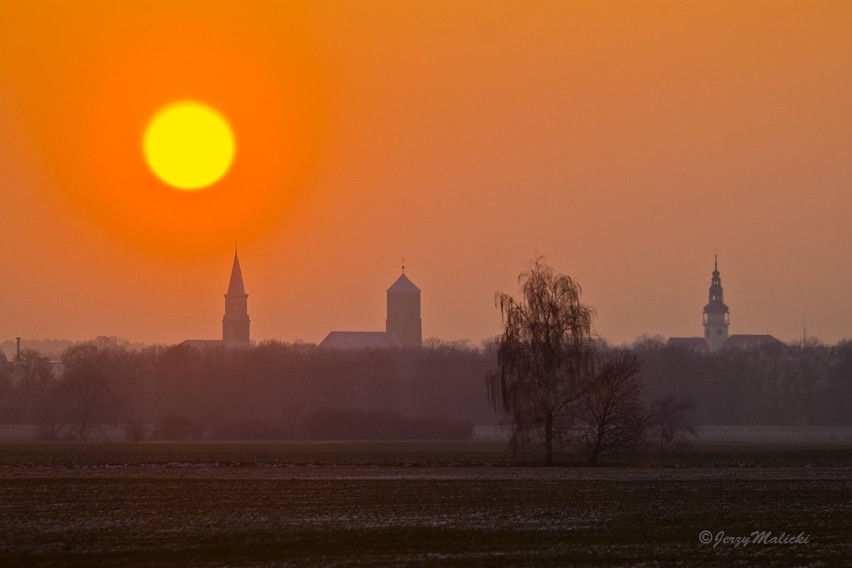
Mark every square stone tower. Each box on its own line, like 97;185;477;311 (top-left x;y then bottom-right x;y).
386;270;422;348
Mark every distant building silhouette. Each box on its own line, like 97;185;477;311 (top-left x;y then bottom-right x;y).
703;256;730;352
386;271;422;348
320;267;422;349
223;251;250;347
668;257;779;353
320;331;401;350
181;250;252;350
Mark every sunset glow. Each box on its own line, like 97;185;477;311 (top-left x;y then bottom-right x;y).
143;102;235;190
1;1;851;347
2;2;851;561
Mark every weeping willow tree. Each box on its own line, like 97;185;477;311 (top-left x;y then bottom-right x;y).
487;258;597;465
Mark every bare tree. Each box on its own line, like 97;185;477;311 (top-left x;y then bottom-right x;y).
487;257;597;465
59;343;116;440
576;350;649;465
0;352;15;423
60;372;114;440
14;349;54;424
648;395;698;454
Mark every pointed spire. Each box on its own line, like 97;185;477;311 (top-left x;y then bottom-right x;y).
227;249;246;296
706;253;727;307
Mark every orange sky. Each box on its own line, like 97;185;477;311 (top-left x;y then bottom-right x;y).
1;1;851;346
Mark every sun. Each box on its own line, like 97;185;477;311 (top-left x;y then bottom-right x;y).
143;101;236;190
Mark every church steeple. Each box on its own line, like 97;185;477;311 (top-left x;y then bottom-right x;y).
227;249;246;295
223;249;250;347
703;254;729;352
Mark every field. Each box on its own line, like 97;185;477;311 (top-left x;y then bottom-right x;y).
1;441;850;567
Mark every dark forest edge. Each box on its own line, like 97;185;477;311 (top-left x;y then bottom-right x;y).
2;337;851;435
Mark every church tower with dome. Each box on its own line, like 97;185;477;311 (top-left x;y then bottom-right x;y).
667;256;779;353
702;255;730;352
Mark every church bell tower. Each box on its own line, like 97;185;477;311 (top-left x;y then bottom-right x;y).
703;255;729;352
386;264;422;348
223;250;251;347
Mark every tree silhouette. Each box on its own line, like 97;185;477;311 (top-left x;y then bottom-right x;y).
487;257;597;465
577;350;648;464
59;343;115;440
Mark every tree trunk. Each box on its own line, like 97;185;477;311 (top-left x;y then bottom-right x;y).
544;413;553;466
588;447;599;466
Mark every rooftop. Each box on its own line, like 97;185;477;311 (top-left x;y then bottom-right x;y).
387;273;420;293
318;331;402;350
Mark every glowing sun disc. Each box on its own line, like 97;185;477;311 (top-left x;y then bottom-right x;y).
143;101;235;190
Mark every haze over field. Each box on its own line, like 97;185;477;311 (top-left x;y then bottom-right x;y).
1;1;850;346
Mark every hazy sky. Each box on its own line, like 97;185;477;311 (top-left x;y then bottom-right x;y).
1;1;850;346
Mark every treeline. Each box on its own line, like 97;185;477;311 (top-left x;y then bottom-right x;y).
0;338;74;359
0;337;498;440
1;335;850;441
635;337;852;426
